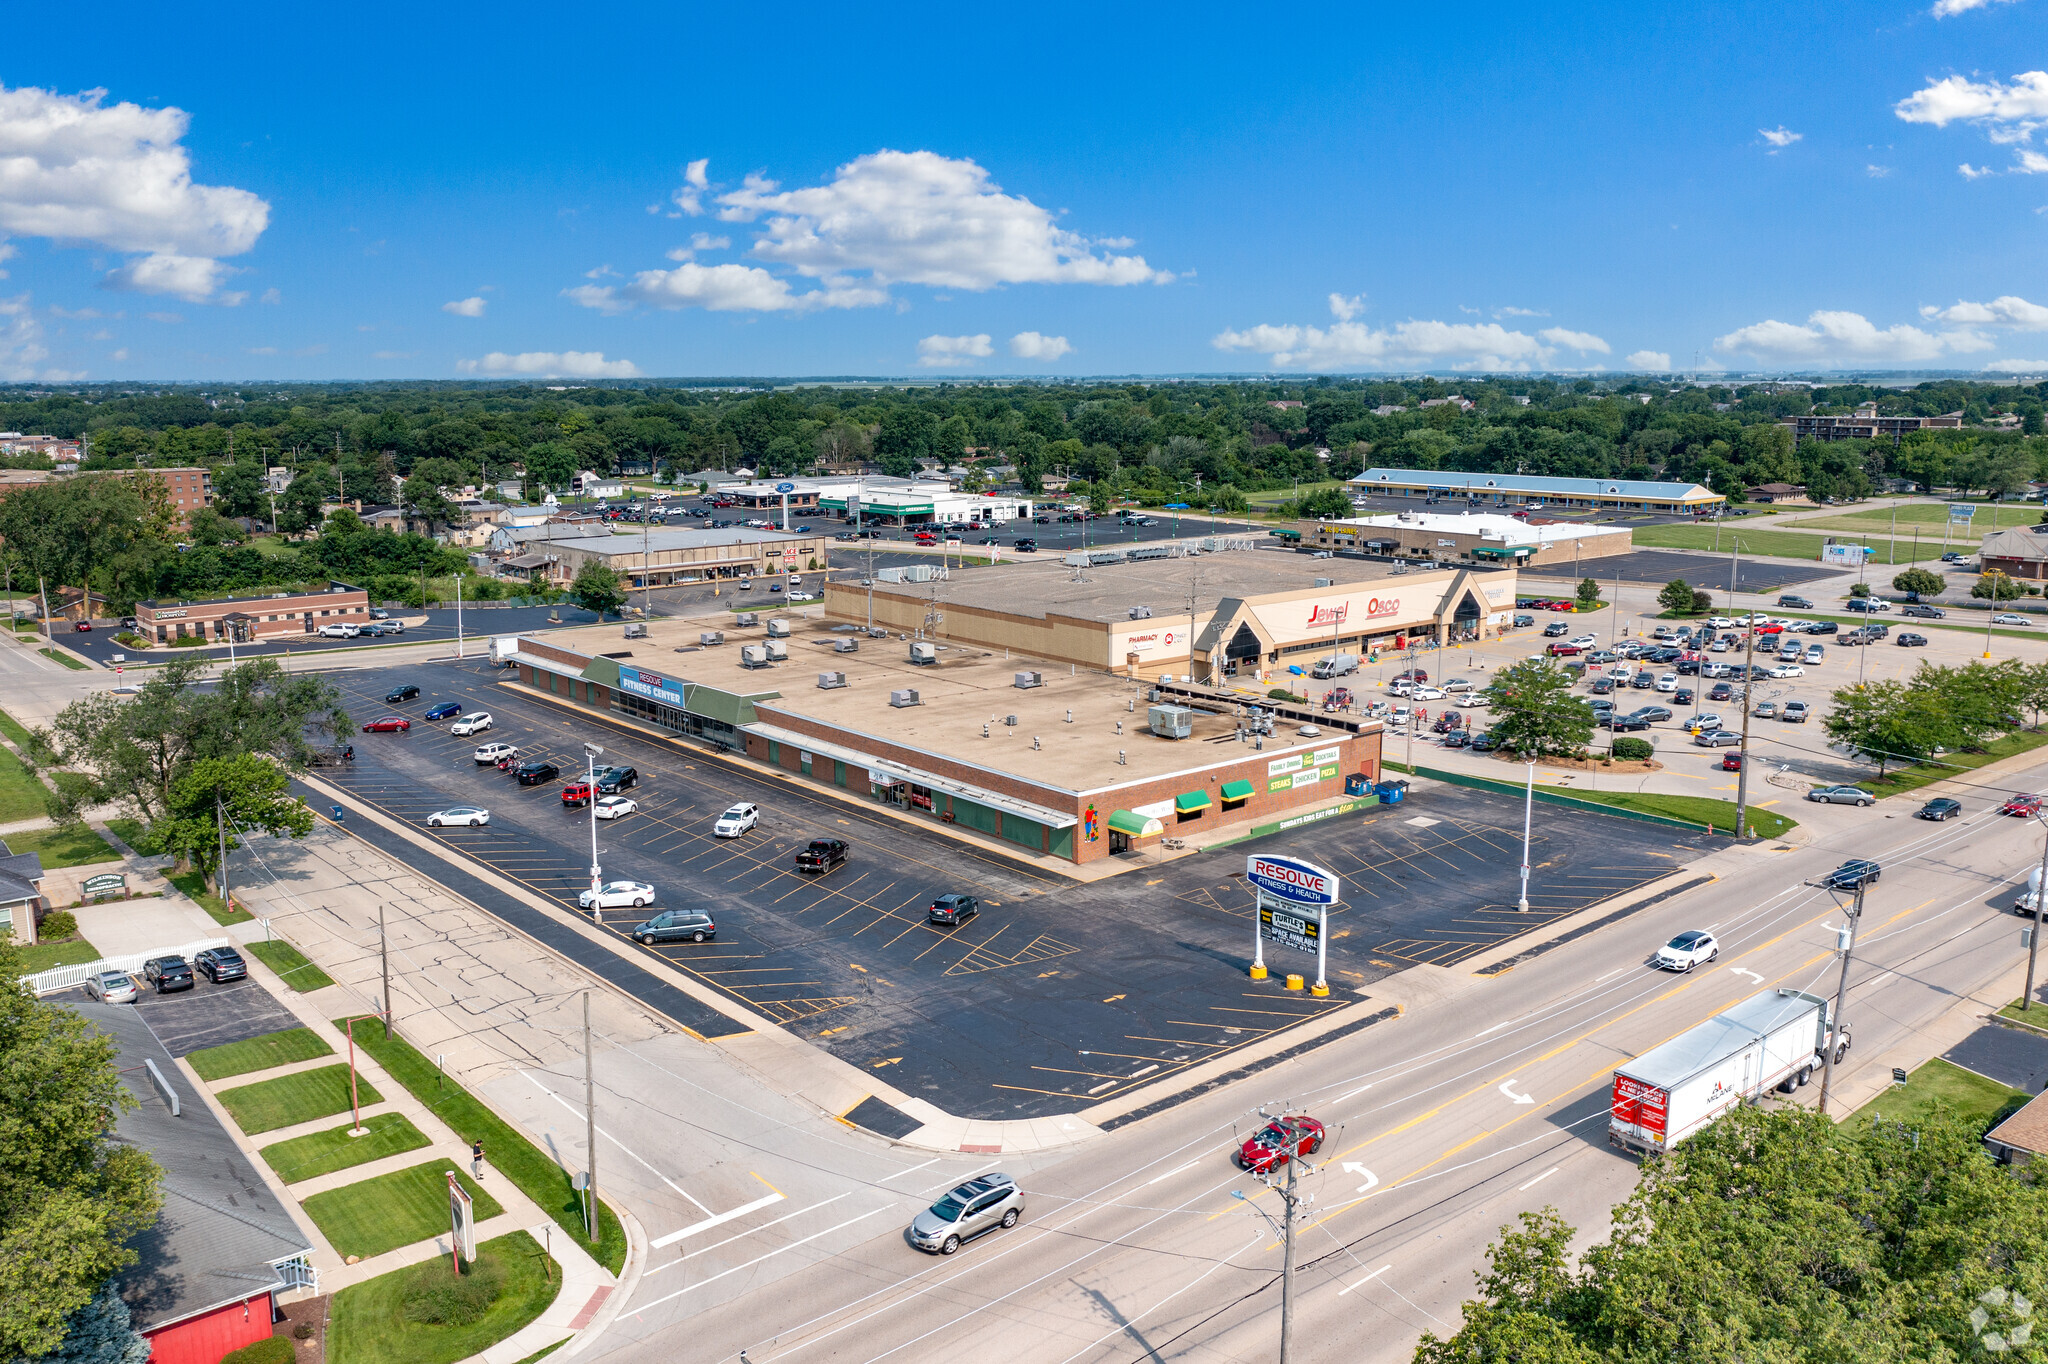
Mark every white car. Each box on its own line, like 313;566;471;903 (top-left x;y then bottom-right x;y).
450;712;494;736
1655;673;1678;692
473;742;518;765
1388;680;1415;697
1769;664;1805;678
1654;930;1719;972
579;881;655;910
594;795;639;820
713;803;760;837
1707;617;1734;629
1411;686;1447;701
787;592;817;603
426;806;490;828
1457;692;1490;708
318;623;361;639
1568;635;1597;648
1993;613;2032;626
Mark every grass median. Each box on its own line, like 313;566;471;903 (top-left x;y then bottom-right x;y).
1859;727;2048;800
243;937;334;990
217;1063;379;1135
38;647;87;670
1843;1057;2028;1135
167;868;255;926
334;1018;626;1274
188;1026;335;1082
1553;789;1798;838
328;1230;560;1364
1632;522;1947;564
303;1158;502;1260
261;1112;433;1184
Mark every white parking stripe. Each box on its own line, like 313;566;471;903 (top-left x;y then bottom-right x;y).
651;1190;789;1249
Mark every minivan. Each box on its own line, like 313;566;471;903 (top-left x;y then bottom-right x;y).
630;910;716;945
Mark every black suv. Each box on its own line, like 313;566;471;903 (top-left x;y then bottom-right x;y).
385;684;421;703
194;946;246;982
595;765;639;794
143;955;195;993
515;760;561;785
928;894;979;926
795;838;849;873
630;910;716;944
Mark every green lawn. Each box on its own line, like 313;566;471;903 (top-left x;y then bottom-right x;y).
187;1026;335;1081
168;868;255;926
244;937;336;991
329;1230;559;1364
334;1020;627;1274
0;745;50;823
14;937;99;973
1809;502;2045;531
1998;999;2048;1034
1632;522;1949;565
302;1159;502;1261
0;707;33;749
1556;789;1799;839
5;823;118;868
1844;1057;2028;1135
217;1064;380;1135
37;647;86;670
103;818;147;852
260;1112;432;1184
1861;727;2048;800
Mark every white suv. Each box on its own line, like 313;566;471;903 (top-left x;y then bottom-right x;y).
450;712;494;736
318;623;360;639
713;803;759;837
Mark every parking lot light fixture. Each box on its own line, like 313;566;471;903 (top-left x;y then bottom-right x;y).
1517;759;1535;912
2025;812;2048;1011
583;742;605;913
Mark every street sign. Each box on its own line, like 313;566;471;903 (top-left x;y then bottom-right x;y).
1259;902;1321;954
1246;854;1340;905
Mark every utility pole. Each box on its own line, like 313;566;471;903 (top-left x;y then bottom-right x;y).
1279;1155;1298;1364
583;990;597;1240
455;574;464;661
216;794;231;920
1815;876;1866;1116
2024;818;2048;1010
378;902;392;1035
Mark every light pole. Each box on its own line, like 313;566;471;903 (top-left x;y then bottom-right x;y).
1517;759;1535;912
2023;813;2048;1010
582;742;604;914
1732;612;1757;839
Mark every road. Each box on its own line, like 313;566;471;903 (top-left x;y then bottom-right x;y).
576;750;2040;1364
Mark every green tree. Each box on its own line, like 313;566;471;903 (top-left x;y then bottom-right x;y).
1893;566;1945;597
1975;569;2024;601
1575;577;1600;608
569;560;627;618
0;941;163;1359
211;462;265;521
1296;487;1351;519
45;1280;149;1364
1655;578;1699;614
1484;659;1593;759
145;753;316;888
401;457;471;527
1820;676;1949;775
272;469;329;536
1689;587;1714;614
183;506;234;547
523;440;577;493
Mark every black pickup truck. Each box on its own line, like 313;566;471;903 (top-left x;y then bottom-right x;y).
795;838;849;873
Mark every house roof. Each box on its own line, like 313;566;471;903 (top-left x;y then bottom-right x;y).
0;840;49;903
1988;1089;2048;1156
1350;468;1718;501
1981;527;2048;562
78;1002;313;1333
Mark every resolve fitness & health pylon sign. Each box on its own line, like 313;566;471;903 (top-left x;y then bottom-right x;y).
1246;854;1339;996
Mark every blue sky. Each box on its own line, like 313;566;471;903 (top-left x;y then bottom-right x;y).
4;0;2047;380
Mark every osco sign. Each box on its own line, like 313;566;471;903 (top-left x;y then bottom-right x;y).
1246;855;1340;905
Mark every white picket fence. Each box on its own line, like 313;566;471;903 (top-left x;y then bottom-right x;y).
22;937;231;996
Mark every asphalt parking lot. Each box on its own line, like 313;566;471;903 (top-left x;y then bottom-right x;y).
72;969;302;1057
1522;549;1841;594
57;603;588;667
317;661;1714;1119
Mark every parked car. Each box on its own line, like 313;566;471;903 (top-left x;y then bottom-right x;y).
473;741;517;764
1917;797;1962;821
1721;752;1744;771
1896;632;1929;647
424;701;462;721
1900;604;1945;619
1824;859;1882;890
143;955;194;993
630;909;715;944
451;712;494;736
384;684;421;703
426;805;490;827
1708;682;1734;702
579;880;656;910
1782;702;1810;723
317;623;361;638
1633;705;1674;723
1808;785;1877;807
1602;714;1650;732
83;970;138;1003
909;1173;1024;1255
73;620;92;632
1803;646;1824;665
515;760;561;785
195;946;247;983
361;716;411;733
1236;1115;1326;1173
1543;623;1569;637
795;838;849;873
594;765;639;794
561;782;595;808
714;803;759;837
1694;729;1743;747
1655;930;1719;972
928;893;980;926
1674;688;1695;705
2002;793;2044;817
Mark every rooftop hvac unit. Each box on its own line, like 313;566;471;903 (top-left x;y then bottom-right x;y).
818;671;848;689
1005;714;1018;727
698;631;725;646
889;688;921;708
1148;703;1194;740
866;627;889;639
765;619;790;638
1128;605;1153;620
833;638;859;653
740;644;769;668
1314;577;1334;588
909;642;937;665
1014;670;1043;689
735;613;759;627
764;640;788;661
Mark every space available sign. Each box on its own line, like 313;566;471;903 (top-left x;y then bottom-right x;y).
1259;902;1321;954
1246;853;1340;905
619;668;685;707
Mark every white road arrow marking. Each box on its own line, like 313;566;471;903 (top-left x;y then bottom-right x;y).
1499;1079;1535;1105
1341;1161;1380;1192
1728;966;1764;983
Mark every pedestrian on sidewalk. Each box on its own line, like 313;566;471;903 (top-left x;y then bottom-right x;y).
471;1138;485;1180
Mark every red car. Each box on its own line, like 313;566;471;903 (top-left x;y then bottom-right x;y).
1391;669;1429;683
1721;753;1744;772
1237;1115;1325;1173
361;716;411;733
561;782;594;808
1752;623;1784;635
73;620;92;632
1546;643;1582;657
2002;793;2043;817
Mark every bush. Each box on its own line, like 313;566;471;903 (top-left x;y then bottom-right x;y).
220;1337;294;1364
1610;736;1655;761
167;634;209;648
37;910;77;940
469;576;505;601
1268;688;1307;703
400;1253;505;1327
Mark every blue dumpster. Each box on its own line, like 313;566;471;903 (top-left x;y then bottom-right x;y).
1373;780;1409;805
1345;773;1372;797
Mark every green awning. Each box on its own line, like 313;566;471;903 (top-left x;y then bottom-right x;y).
1107;809;1163;837
1220;780;1256;802
1175;791;1213;812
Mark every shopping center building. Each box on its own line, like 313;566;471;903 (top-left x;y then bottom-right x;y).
1348;468;1722;515
1312;510;1631;569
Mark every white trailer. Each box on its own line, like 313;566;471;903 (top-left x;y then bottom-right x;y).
490;635;525;664
1608;988;1848;1156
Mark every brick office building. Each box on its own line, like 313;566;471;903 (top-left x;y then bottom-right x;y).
134;581;370;643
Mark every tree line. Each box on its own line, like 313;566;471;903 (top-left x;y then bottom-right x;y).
1822;658;2048;775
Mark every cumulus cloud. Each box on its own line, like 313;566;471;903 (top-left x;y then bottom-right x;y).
0;294;64;380
457;350;640;378
2022;150;2048;173
1934;0;2022;14
1212;317;1603;371
1961;162;1996;178
1760;126;1803;151
916;333;993;367
442;296;487;317
670;158;710;216
107;347;125;362
1009;331;1073;360
99;251;233;303
1539;326;1610;354
259;286;280;304
1896;71;2048;173
567;263;887;315
1868;164;1894;177
689;231;729;252
0;84;268;302
1328;292;1365;321
1626;350;1672;371
1984;357;2048;371
1920;294;2048;328
1495;305;1548;318
1714;309;1991;362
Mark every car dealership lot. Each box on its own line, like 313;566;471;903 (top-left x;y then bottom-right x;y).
320;661;1712;1120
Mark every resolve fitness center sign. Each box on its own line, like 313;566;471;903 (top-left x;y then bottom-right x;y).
1247;854;1339;996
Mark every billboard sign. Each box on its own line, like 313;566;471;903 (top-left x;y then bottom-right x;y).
1819;543;1866;568
1950;504;1977;525
1246;854;1340;905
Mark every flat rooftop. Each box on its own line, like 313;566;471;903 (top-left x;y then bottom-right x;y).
851;547;1404;625
1339;511;1617;544
538;527;817;554
540;609;1363;792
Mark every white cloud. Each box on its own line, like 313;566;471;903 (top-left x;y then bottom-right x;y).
1626;350;1672;371
916;333;993;367
1868;164;1893;177
689;231;729;251
1919;295;2048;328
1896;71;2048;172
143;310;181;323
1760;126;1803;151
568;262;887;315
258;286;280;304
1935;0;2022;15
2021;150;2048;173
1984;357;2048;371
1713;309;1990;362
1213;318;1580;371
1328;292;1365;321
671;158;710;216
442;296;487;317
108;347;125;361
0;84;267;303
1961;163;1996;178
245;345;276;355
0;294;66;380
1538;326;1611;354
1009;331;1072;360
99;251;232;302
457;350;640;378
1495;305;1548;318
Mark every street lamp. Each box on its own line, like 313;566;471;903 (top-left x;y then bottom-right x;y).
1517;758;1535;912
582;742;604;914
